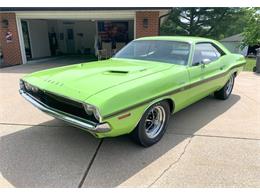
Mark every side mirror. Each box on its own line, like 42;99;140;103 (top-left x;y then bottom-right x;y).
201;59;211;65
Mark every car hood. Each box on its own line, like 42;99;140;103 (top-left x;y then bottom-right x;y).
23;58;173;101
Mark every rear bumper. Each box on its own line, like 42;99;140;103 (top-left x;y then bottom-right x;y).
19;89;111;133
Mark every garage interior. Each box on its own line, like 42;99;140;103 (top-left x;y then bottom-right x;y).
21;19;134;61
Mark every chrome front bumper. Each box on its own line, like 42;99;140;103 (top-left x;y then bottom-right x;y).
19;89;111;133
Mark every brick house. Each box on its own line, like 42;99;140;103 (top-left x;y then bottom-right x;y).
0;8;171;67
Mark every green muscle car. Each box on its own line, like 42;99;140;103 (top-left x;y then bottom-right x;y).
19;36;245;147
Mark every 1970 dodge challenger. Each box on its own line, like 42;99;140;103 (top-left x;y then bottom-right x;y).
19;36;246;147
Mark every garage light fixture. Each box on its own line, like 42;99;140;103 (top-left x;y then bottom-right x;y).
143;18;148;28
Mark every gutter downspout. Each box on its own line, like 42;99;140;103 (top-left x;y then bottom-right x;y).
158;8;173;35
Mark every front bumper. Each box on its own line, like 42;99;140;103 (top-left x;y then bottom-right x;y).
19;89;111;133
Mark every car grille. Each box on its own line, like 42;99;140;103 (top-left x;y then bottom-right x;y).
24;87;98;123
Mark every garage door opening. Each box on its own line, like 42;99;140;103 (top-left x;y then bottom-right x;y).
20;19;134;62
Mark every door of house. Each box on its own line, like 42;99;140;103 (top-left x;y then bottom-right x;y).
21;20;32;60
66;28;75;54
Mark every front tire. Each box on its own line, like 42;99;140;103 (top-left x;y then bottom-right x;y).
131;101;170;147
214;74;235;100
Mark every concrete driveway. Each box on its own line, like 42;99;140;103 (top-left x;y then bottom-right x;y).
0;59;260;187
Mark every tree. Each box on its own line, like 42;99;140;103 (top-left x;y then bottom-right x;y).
242;8;260;47
160;8;247;40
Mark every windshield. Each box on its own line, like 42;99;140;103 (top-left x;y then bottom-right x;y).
114;40;191;65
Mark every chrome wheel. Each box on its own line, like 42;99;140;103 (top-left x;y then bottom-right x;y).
145;105;166;139
226;75;234;96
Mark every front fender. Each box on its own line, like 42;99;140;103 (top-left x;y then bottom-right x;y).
87;66;189;137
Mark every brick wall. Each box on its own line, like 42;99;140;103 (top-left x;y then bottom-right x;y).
0;13;23;66
136;11;159;38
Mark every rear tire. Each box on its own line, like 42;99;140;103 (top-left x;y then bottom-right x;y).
214;74;235;100
131;101;170;147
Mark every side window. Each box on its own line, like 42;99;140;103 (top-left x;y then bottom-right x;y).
192;43;223;66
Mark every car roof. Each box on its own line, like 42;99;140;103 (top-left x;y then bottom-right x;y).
135;36;231;54
136;36;214;44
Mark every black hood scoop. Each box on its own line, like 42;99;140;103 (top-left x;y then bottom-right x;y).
107;70;129;74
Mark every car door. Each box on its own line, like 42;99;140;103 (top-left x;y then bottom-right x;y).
185;43;205;101
186;42;224;101
195;42;224;93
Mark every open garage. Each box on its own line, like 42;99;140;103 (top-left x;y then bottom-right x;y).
21;19;134;60
0;8;171;66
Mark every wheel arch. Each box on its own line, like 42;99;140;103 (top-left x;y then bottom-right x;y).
164;98;175;113
125;96;175;134
144;97;175;115
234;71;238;77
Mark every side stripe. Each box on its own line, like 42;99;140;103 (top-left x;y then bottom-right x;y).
102;63;245;120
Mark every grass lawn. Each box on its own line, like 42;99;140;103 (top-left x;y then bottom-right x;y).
244;58;256;71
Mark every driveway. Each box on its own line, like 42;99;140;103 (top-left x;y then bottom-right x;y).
0;59;260;187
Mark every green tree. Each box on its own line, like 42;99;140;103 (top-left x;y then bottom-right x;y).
242;8;260;47
161;8;247;40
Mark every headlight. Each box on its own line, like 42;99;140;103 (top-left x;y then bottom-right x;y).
22;81;38;93
24;81;31;91
83;104;102;122
31;86;39;93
